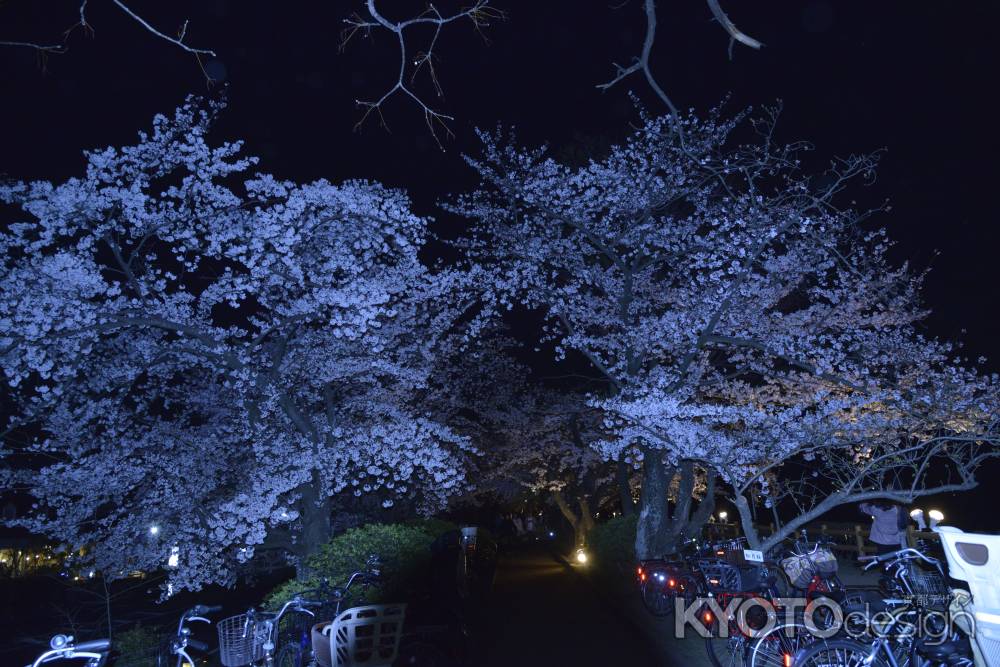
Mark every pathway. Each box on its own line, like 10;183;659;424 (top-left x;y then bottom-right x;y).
472;544;662;666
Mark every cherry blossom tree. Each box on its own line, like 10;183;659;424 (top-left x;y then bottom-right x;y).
447;102;998;558
0;97;479;592
601;344;1000;553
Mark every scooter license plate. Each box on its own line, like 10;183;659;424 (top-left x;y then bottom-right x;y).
743;549;764;563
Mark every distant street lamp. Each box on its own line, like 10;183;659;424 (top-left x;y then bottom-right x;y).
149;525;160;536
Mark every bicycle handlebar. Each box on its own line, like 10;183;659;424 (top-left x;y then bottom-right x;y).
192;604;223;615
30;637;111;667
75;639;111;653
859;547;941;569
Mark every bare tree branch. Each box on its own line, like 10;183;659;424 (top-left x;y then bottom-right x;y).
706;0;763;54
342;0;503;149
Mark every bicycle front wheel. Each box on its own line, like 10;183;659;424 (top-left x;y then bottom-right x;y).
275;643;304;667
792;638;889;667
706;632;750;667
640;580;676;617
748;622;815;667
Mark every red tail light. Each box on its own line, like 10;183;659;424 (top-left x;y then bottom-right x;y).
703;611;713;623
637;566;644;576
783;654;792;667
668;578;676;587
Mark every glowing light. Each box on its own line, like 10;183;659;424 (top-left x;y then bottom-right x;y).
149;525;160;536
928;509;944;522
575;548;588;564
784;654;792;667
718;511;728;521
668;578;676;587
167;546;180;568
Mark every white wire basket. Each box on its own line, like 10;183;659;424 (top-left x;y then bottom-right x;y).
217;612;269;667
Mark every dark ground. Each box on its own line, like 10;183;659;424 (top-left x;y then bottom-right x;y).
473;544;661;667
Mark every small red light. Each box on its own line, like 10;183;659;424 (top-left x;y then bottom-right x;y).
704;612;713;623
637;567;644;576
783;654;792;667
640;573;646;581
717;550;725;556
668;578;676;587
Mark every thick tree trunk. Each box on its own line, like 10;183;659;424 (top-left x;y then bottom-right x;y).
553;490;597;546
293;478;333;580
578;497;596;544
733;493;763;550
635;448;675;558
616;456;636;516
635;453;717;559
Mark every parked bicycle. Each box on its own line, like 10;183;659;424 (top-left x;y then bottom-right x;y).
26;605;221;667
218;596;322;667
27;636;112;667
791;546;973;667
167;604;223;667
274;555;382;667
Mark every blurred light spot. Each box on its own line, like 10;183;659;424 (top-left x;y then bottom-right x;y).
205;59;228;82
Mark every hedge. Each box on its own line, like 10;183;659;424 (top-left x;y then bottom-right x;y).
588;514;638;575
266;523;438;608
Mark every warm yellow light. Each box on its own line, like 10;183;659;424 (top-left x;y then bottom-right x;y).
575;549;588;564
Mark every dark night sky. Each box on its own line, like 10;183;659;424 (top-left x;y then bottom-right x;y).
3;0;998;361
3;1;1000;523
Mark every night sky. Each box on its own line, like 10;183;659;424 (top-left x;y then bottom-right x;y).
4;1;1000;522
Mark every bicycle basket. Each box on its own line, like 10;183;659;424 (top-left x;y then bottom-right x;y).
781;554;816;589
812;548;838;576
698;559;743;592
908;567;949;597
217;613;267;667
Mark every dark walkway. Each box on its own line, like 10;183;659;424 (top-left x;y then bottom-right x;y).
472;545;660;666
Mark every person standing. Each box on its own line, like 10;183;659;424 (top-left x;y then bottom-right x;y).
859;501;906;554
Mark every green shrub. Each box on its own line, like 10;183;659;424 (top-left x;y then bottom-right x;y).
589;514;638;574
402;517;458;538
113;624;164;667
266;523;435;608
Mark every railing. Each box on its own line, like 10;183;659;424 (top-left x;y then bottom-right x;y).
704;521;939;556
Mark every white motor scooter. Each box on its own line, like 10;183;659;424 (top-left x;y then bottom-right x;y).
911;509;1000;667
